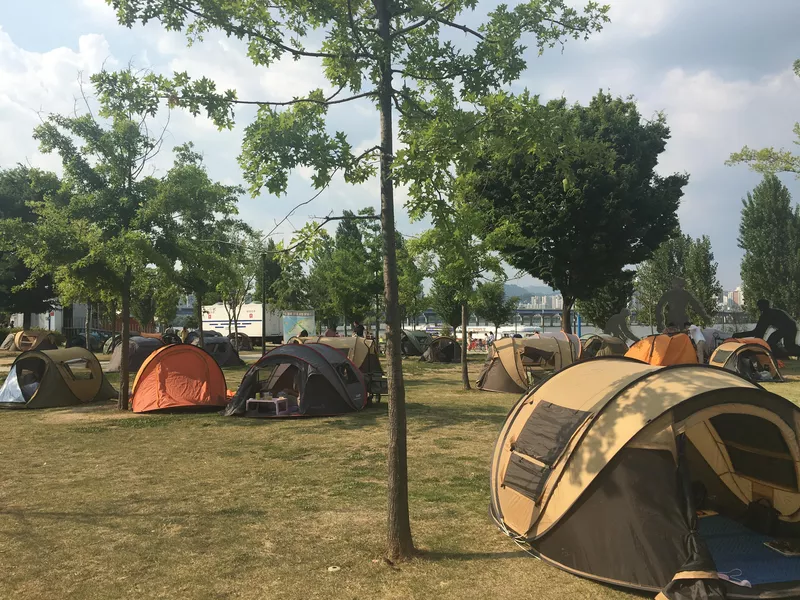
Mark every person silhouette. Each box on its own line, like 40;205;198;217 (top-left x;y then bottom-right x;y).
603;308;640;344
734;299;800;358
656;278;710;332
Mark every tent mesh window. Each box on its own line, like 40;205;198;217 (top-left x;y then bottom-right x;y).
61;358;94;381
712;349;733;364
710;413;797;490
503;401;590;503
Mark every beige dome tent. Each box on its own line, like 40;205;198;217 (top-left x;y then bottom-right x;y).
537;331;581;361
580;333;628;358
709;340;784;383
0;347;117;409
490;357;800;599
14;330;58;352
420;336;461;363
288;336;387;402
1;332;17;350
477;337;575;393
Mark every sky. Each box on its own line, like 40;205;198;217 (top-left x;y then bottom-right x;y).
1;0;798;291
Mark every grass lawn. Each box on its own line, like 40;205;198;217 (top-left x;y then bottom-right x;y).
1;356;799;599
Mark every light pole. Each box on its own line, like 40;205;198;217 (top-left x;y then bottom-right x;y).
261;251;267;356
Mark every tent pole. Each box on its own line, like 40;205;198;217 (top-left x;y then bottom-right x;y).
261;251;267;356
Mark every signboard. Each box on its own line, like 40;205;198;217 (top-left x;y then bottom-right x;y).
281;310;315;342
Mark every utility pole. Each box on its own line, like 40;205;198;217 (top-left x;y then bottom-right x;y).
261;251;267;355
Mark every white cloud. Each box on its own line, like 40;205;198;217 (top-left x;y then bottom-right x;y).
0;28;116;170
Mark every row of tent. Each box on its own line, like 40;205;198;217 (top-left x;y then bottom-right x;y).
0;336;387;417
477;332;785;393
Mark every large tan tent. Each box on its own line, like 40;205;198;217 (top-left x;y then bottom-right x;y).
580;333;628;358
490;357;800;599
420;336;461;363
537;331;581;361
107;336;165;373
0;348;117;408
130;344;228;413
477;337;575;393
288;336;387;401
710;340;784;383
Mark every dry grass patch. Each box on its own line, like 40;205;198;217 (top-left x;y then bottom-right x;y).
3;354;800;599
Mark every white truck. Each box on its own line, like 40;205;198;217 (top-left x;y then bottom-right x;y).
202;303;283;344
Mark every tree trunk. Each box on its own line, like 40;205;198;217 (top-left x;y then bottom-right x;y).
561;297;575;334
85;302;92;351
195;293;205;349
461;302;470;391
23;311;32;329
119;267;132;410
377;0;414;562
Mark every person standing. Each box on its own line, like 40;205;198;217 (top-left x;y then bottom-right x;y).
487;331;495;347
180;326;189;343
352;321;365;337
687;322;706;363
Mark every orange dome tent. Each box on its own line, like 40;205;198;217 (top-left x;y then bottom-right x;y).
624;333;698;366
130;344;228;413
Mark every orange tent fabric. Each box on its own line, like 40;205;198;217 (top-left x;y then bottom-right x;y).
130;344;228;413
624;333;698;366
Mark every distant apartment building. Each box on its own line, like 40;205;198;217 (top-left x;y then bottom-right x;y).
522;294;564;310
717;286;744;311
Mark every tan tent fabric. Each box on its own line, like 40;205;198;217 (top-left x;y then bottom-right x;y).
13;330;58;352
1;333;16;350
477;336;575;393
709;340;783;382
490;358;800;597
580;334;628;358
538;331;581;360
0;347;117;408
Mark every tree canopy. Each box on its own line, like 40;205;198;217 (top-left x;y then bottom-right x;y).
465;92;687;333
474;281;518;336
574;271;634;329
738;174;800;317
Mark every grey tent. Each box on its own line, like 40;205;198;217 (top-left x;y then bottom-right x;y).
400;329;433;356
580;334;628;358
192;336;244;367
185;330;222;345
420;336;461;363
224;343;366;417
228;332;253;351
0;347;117;409
107;336;164;373
1;333;16;350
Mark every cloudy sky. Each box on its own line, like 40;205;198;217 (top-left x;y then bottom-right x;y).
1;0;799;291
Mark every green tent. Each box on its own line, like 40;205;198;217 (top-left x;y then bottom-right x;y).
0;348;118;409
401;329;433;356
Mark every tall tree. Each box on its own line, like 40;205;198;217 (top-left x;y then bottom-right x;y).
635;234;722;328
575;271;634;329
131;266;180;330
413;201;500;389
217;233;258;347
728;60;800;177
465;92;686;333
428;278;462;331
254;238;283;307
18;70;166;409
738;174;800;317
106;0;607;560
152;142;246;349
0;166;61;325
397;238;426;329
474;280;519;337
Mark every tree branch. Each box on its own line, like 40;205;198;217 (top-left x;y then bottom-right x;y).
173;0;372;60
217;89;377;107
431;17;485;40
